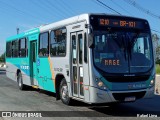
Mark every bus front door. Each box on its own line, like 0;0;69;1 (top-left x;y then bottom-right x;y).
71;31;84;99
30;41;38;86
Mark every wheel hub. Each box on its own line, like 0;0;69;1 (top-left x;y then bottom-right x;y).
62;86;68;99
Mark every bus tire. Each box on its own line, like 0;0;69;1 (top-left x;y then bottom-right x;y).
17;72;26;90
60;78;72;105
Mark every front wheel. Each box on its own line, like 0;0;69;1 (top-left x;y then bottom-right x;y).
17;72;26;90
60;78;72;105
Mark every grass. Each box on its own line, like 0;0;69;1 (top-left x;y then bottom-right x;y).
156;64;160;74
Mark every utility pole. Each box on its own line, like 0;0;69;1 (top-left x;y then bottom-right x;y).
16;28;19;34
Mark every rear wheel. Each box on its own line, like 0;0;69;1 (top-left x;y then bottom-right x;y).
17;72;26;90
60;78;72;105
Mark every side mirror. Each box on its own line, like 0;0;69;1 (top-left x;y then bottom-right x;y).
88;33;94;48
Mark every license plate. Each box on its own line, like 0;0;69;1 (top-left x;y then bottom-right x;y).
124;96;136;102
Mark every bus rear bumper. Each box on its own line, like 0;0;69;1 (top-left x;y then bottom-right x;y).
88;86;154;104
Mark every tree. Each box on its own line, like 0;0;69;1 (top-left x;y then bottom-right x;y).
0;52;5;63
156;46;160;63
152;34;160;48
152;33;160;63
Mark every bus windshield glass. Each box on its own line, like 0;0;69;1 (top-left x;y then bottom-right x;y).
93;30;153;74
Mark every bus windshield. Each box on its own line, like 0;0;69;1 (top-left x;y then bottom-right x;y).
93;30;153;74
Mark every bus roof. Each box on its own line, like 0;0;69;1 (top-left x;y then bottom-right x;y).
39;13;147;32
39;13;90;32
6;13;90;41
6;13;148;41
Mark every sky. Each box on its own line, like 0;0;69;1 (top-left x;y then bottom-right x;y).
0;0;160;55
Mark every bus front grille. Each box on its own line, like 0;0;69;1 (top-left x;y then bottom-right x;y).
112;91;146;101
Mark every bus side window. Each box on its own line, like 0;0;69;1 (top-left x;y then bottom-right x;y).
72;35;76;64
50;28;66;57
50;31;55;56
39;32;49;57
26;38;28;57
84;33;87;63
12;40;19;58
78;34;83;64
19;38;27;57
6;41;12;58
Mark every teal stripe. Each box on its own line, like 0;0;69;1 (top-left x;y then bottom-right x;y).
6;28;40;41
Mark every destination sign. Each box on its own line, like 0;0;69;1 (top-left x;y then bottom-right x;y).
90;15;149;30
99;18;143;28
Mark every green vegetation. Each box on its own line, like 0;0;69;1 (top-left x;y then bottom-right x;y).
156;64;160;74
156;59;160;64
0;52;5;63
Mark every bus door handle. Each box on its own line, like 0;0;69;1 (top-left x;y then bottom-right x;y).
66;70;69;76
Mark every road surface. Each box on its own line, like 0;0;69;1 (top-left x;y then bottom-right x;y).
0;71;159;120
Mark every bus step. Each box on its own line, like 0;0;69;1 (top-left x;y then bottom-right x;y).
32;85;39;89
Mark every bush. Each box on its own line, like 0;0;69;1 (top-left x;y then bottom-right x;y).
0;53;5;63
156;59;160;65
156;64;160;74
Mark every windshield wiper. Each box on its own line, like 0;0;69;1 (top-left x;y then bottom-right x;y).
128;31;140;59
122;35;127;60
130;32;140;48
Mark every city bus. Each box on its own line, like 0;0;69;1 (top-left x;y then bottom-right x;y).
6;13;155;105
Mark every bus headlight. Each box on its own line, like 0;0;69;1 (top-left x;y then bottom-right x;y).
150;80;154;85
95;77;107;90
149;79;155;88
150;79;154;86
98;81;103;87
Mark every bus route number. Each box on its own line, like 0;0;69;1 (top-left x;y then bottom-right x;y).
100;19;110;25
120;21;136;27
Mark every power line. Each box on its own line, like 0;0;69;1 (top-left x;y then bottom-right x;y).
110;0;132;15
151;29;160;34
0;1;44;24
45;0;67;18
124;0;160;20
93;0;160;34
60;0;79;15
123;0;160;34
55;0;76;16
96;0;121;15
92;0;114;13
31;0;59;19
22;0;53;21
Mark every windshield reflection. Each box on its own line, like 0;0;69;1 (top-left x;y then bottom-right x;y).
93;31;153;74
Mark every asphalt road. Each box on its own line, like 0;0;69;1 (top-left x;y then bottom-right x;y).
0;71;160;120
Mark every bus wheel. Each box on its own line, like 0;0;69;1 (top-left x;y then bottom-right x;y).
60;78;72;105
17;72;25;90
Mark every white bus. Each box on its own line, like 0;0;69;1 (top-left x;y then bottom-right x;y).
6;13;155;105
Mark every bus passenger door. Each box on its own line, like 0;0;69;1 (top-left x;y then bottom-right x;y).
71;31;84;98
30;41;38;86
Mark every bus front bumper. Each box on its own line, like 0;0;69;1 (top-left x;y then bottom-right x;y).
88;86;155;104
